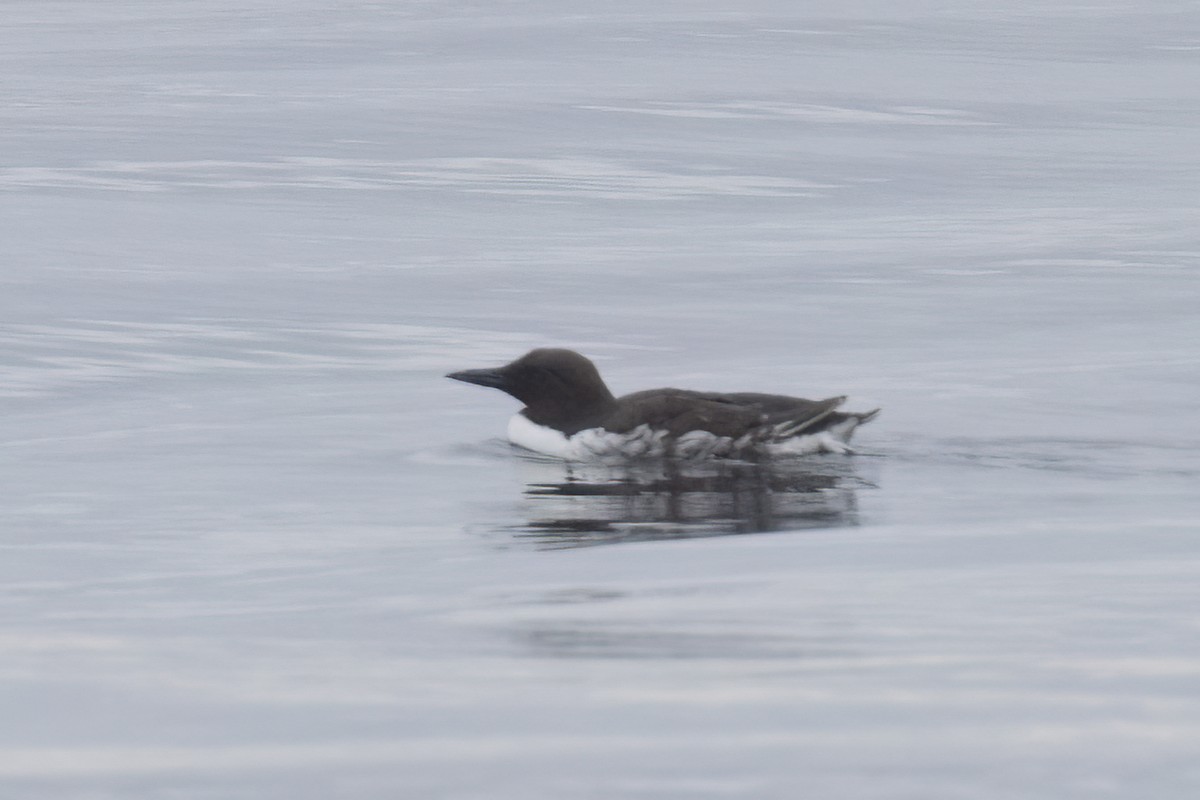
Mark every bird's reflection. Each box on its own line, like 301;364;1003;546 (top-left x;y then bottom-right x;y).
510;455;872;548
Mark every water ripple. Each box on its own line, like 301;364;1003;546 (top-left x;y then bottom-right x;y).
0;319;533;398
0;157;829;198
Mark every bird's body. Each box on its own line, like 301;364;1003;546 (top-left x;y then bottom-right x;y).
448;348;879;461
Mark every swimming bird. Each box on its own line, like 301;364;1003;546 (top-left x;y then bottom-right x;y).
447;348;879;460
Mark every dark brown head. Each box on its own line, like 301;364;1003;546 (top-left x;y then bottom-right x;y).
447;348;617;434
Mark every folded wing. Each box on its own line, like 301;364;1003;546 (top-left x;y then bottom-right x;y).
606;389;849;441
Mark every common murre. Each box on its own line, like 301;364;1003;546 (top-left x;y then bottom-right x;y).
447;348;879;460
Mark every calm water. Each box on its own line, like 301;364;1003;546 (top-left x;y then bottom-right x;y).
3;2;1199;797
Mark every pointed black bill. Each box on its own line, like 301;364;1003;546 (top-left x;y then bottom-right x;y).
446;367;508;390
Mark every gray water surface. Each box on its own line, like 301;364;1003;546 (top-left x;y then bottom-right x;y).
3;2;1199;798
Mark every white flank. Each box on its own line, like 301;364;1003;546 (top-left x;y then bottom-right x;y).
507;414;861;461
507;415;673;460
506;413;575;459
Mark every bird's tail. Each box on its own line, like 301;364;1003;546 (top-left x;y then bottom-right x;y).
856;408;881;425
770;396;846;439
